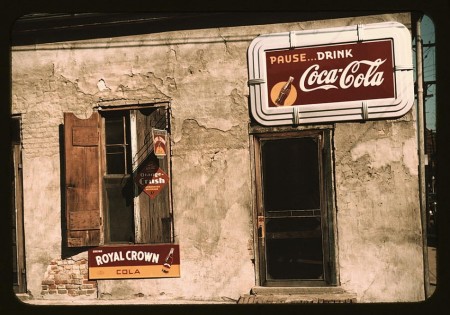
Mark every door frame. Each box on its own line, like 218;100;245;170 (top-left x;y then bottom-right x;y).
11;115;27;293
250;127;338;287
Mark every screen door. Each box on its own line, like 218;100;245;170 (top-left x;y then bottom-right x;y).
255;131;336;286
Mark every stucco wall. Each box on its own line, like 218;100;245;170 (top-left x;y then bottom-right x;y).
335;116;423;302
11;12;423;303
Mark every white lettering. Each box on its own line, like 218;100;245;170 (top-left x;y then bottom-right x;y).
144;252;152;262
139;174;166;186
300;65;338;92
98;250;162;264
299;59;386;92
339;59;386;89
316;49;353;60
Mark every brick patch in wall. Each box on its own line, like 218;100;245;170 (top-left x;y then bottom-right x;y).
41;258;97;297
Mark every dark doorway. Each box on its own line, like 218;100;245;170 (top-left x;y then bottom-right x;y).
254;131;336;286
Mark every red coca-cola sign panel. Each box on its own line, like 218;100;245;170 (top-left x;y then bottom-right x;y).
265;40;395;107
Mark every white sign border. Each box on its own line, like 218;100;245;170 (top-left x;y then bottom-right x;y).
247;22;414;126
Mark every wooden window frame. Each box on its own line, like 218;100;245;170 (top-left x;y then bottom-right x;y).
99;103;173;245
64;102;173;248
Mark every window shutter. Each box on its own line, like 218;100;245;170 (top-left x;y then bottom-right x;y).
64;112;102;247
135;107;172;243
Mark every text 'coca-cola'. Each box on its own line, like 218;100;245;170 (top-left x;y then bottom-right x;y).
265;40;395;107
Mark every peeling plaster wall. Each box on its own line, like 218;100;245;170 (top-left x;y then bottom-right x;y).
335;115;424;302
11;12;423;303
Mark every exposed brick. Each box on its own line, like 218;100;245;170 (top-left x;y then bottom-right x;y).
42;280;55;285
86;289;96;295
81;284;93;290
58;289;68;294
66;284;79;289
55;279;69;285
83;280;97;286
55;274;69;282
68;289;79;296
48;284;57;290
48;290;57;295
41;291;49;295
41;285;48;290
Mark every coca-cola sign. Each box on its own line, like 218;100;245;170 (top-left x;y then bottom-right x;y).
248;22;414;126
266;40;394;106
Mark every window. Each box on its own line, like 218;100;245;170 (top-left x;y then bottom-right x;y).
102;110;134;243
64;104;172;247
253;129;337;286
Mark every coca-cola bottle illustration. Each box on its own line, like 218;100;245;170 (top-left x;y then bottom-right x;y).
162;247;175;273
275;76;294;106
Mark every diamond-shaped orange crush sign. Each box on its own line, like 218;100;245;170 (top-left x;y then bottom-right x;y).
135;161;169;199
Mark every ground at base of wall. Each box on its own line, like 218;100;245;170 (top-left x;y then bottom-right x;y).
237;294;357;304
238;287;357;304
17;296;236;305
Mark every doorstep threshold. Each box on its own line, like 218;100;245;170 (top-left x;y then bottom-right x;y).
251;286;349;295
238;286;357;304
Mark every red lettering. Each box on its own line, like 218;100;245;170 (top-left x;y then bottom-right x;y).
116;269;141;275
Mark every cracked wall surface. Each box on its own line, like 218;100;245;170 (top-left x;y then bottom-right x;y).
335;115;424;302
11;12;423;303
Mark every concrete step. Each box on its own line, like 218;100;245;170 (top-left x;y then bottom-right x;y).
238;287;357;304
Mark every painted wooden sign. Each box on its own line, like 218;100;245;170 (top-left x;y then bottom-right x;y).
88;244;180;279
